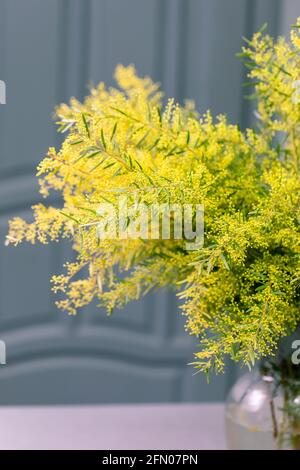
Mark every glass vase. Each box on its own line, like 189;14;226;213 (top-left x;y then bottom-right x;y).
225;371;300;450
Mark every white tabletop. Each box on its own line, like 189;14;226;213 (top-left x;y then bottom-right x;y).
0;403;225;450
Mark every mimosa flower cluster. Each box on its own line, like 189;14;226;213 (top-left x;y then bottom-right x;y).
6;20;300;374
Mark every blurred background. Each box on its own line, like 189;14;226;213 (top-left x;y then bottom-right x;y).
0;0;298;405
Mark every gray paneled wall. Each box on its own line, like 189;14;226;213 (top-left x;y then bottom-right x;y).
0;0;283;404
